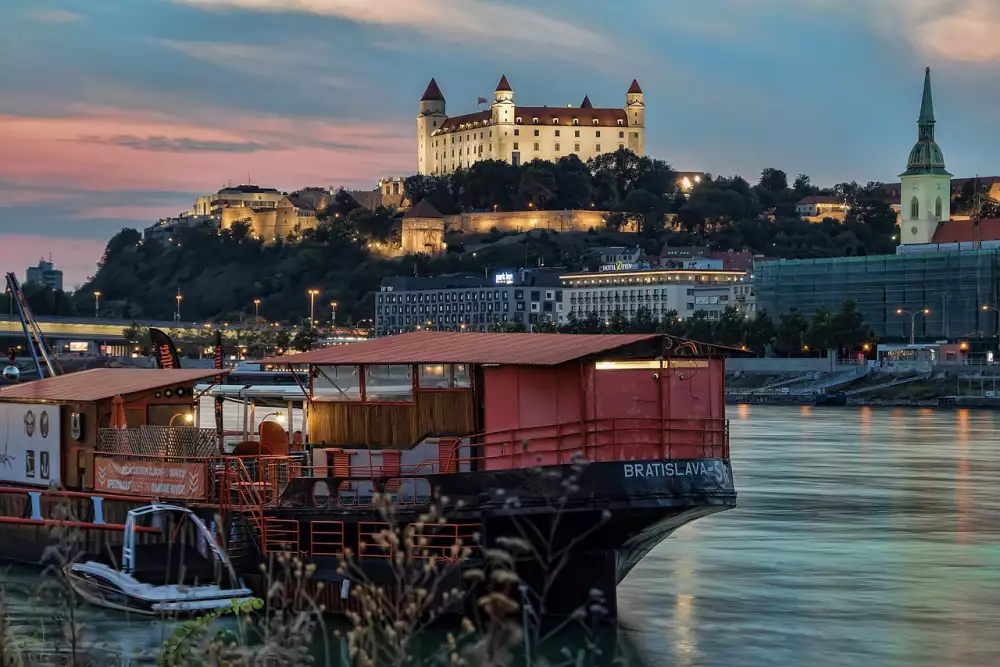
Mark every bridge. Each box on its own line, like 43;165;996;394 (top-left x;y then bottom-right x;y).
0;315;239;343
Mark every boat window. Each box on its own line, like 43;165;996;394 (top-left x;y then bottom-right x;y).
418;364;451;389
453;364;471;388
385;478;431;505
313;365;361;401
337;480;374;507
365;365;413;402
312;480;331;508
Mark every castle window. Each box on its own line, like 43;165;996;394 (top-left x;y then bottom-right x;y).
910;196;920;219
935;196;943;219
555;130;560;137
596;131;601;138
619;144;624;150
532;117;538;123
515;117;522;124
619;131;624;138
574;143;580;152
514;142;519;150
533;143;539;151
514;129;519;136
575;130;580;138
555;143;561;152
573;118;579;125
633;132;639;138
596;144;601;152
552;117;558;124
592;119;599;125
617;119;623;126
433;121;437;127
533;129;539;137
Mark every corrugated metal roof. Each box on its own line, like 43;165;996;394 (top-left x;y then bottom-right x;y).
0;368;228;403
259;331;665;367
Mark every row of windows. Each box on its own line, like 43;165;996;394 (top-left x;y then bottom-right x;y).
378;289;558;304
435;128;639;148
570;288;697;298
378;312;554;329
378;300;563;317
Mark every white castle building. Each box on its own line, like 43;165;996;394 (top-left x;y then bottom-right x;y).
417;75;645;175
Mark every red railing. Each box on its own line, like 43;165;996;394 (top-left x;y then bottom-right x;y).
0;486;161;534
263;518;300;554
310;520;345;556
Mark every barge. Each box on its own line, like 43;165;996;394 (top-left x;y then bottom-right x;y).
0;331;743;617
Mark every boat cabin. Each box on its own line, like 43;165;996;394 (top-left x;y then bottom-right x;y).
261;331;744;476
0;368;226;490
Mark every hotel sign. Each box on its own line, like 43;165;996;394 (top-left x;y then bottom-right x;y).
494;271;515;285
600;261;635;272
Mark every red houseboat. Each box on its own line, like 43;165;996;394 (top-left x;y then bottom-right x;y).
0;331;741;617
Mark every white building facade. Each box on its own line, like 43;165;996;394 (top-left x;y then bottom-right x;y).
417;75;645;175
560;268;751;324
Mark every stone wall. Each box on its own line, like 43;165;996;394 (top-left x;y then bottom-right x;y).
220;206;318;241
443;209;617;234
401;217;446;254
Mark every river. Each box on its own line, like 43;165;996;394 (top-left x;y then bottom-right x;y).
3;405;999;665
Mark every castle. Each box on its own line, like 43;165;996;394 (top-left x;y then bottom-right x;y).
417;75;645;175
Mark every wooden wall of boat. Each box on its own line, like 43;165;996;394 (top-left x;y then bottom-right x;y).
309;391;477;448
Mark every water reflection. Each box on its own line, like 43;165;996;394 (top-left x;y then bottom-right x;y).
621;405;1000;667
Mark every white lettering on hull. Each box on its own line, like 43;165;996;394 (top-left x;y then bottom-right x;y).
623;460;731;485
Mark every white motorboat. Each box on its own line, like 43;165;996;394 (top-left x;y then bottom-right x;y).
65;503;258;616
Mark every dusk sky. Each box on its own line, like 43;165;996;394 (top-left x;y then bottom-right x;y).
2;0;1000;287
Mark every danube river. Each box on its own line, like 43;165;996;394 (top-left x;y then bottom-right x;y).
619;405;1000;667
3;406;999;665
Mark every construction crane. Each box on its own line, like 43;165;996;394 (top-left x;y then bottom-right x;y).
4;273;60;380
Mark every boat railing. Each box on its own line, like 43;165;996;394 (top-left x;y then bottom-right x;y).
0;486;161;534
298;417;729;479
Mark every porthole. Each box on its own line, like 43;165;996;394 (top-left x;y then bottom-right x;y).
312;480;331;508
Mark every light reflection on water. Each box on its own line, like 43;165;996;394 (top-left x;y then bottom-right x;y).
620;405;1000;667
3;406;999;665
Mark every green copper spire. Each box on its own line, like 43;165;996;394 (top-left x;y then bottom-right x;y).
901;67;951;177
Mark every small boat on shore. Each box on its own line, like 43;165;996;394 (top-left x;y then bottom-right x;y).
64;503;257;616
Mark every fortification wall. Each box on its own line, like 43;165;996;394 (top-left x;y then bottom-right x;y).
443;209;611;234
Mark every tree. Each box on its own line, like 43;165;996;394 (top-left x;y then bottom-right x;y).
743;311;776;356
627;306;656;333
607;309;629;334
774;309;808;356
714;307;745;347
803;308;834;353
553;155;594;209
589;149;642;201
759;168;788;193
685;311;715;342
291;325;319;352
348;206;395;242
518;165;558;210
828;299;871;355
620;188;666;237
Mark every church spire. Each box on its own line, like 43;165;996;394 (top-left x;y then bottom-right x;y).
902;67;950;177
919;66;935;126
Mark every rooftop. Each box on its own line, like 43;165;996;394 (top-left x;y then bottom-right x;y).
931;219;1000;244
0;368;228;403
261;331;744;367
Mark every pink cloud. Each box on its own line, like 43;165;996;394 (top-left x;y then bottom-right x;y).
0;236;107;289
0;108;413;197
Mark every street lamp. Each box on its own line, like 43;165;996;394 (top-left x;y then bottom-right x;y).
169;412;194;427
896;307;930;345
330;301;337;327
307;289;319;328
253;299;261;321
175;289;182;322
93;291;101;318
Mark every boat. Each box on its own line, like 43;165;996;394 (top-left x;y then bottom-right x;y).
0;329;748;618
64;503;257;616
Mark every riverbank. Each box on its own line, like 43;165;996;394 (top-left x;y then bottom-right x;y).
726;370;1000;407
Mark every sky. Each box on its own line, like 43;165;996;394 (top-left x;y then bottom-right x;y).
2;0;1000;288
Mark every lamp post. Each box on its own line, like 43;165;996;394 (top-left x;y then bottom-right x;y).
982;305;1000;361
93;291;101;318
307;289;319;328
330;301;337;328
896;307;930;345
175;289;182;322
254;299;261;321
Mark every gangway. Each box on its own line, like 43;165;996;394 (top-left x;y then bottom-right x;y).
4;273;60;379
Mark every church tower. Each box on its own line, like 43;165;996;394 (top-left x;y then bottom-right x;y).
417;78;447;175
899;67;952;245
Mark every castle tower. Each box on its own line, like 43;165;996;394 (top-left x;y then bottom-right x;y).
899;67;952;245
625;79;645;154
491;75;517;164
417;78;447;175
